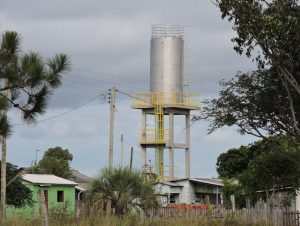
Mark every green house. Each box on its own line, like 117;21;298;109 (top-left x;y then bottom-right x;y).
6;174;78;219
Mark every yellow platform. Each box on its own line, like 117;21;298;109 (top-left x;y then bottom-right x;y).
132;92;200;109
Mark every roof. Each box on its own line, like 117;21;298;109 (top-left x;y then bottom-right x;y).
156;181;183;187
69;170;92;190
23;174;78;186
70;170;92;183
190;178;223;186
168;178;224;186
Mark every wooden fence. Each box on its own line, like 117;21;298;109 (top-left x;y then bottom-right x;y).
283;211;300;226
143;207;299;226
77;202;300;226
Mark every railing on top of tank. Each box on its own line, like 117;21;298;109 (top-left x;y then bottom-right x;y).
132;92;200;108
152;25;184;38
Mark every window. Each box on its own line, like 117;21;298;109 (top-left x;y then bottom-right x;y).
57;190;64;202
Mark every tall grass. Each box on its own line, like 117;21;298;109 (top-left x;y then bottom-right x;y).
3;215;271;226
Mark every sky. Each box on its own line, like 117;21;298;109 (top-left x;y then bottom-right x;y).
0;0;259;178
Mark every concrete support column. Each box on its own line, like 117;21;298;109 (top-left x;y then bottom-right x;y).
169;113;174;179
141;111;147;169
142;147;146;168
185;113;190;178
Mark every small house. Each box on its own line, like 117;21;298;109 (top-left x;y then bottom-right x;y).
156;178;223;205
6;174;77;219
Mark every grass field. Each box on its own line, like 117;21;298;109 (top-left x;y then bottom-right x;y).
3;215;270;226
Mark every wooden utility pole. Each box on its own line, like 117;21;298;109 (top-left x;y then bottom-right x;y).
130;147;133;171
120;134;124;167
108;86;116;169
1;79;8;223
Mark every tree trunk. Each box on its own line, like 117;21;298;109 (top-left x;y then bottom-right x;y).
0;138;6;223
0;79;8;223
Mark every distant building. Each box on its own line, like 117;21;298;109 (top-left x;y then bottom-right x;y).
156;178;223;206
6;174;77;219
69;170;92;201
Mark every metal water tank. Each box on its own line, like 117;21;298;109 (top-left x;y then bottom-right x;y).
150;25;184;97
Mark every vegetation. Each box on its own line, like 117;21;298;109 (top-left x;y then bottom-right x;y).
0;161;32;208
0;30;70;221
197;0;300;140
2;215;270;226
0;31;71;137
33;147;73;179
217;136;300;208
208;0;300;139
87;167;159;215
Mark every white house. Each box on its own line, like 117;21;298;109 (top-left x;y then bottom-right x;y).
155;178;223;206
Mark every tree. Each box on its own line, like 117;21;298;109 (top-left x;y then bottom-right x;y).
0;31;70;136
36;147;73;179
87;167;159;215
214;0;300;136
199;68;299;138
0;161;32;208
0;31;70;221
198;1;300;139
217;136;300;208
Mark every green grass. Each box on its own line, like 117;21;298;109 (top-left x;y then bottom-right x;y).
3;215;270;226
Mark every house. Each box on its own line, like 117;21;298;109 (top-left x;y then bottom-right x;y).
6;174;77;219
156;178;223;206
69;170;92;201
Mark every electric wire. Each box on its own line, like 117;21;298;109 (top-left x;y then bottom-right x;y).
13;90;108;126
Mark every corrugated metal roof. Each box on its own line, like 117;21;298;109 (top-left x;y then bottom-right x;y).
190;178;224;186
23;174;77;186
168;178;224;186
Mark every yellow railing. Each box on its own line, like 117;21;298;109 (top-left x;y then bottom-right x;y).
141;128;169;143
143;164;180;180
132;92;200;108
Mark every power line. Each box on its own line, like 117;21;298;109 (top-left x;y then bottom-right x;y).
73;67;147;83
13;90;108;126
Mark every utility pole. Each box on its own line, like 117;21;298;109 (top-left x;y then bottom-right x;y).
108;86;116;169
130;147;133;171
1;79;8;223
120;134;124;167
35;149;40;166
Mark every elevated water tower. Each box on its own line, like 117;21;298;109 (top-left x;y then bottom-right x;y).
132;25;199;180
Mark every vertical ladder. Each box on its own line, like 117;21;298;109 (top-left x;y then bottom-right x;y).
154;104;164;178
155;105;164;142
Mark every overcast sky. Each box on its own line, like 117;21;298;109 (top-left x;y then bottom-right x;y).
0;0;259;178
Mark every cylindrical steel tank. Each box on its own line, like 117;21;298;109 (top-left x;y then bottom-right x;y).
150;25;184;102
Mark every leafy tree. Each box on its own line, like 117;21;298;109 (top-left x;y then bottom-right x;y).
87;167;159;215
199;68;299;138
215;0;300;136
198;1;300;139
36;147;73;179
217;136;300;207
217;146;253;178
0;161;32;208
221;179;247;209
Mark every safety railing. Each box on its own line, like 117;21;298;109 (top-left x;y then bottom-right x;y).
132;92;200;108
141;128;169;143
142;164;180;180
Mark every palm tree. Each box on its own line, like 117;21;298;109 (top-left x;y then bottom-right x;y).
87;167;159;215
0;31;70;221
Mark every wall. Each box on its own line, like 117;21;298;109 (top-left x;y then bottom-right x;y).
6;182;76;219
175;180;195;204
